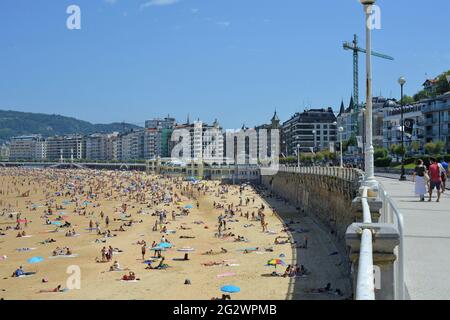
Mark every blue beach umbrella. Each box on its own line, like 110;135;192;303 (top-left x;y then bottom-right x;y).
157;242;172;249
221;285;240;293
184;204;193;209
27;256;44;264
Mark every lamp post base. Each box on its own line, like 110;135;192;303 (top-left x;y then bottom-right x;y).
399;176;407;181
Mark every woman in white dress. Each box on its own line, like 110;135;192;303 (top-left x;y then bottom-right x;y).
413;159;427;201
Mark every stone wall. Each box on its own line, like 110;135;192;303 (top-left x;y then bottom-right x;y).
261;172;361;248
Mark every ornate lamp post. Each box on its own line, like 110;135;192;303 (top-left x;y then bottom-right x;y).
398;76;407;181
339;126;344;168
360;0;376;185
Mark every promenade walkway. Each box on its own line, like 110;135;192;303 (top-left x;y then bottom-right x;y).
376;176;450;300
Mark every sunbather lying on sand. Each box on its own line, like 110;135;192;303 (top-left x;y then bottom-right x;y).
203;248;227;255
121;271;139;281
304;283;342;295
38;285;65;293
201;261;224;267
145;257;168;270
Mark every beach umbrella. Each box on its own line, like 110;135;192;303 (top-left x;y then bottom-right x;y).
266;259;286;268
184;204;193;209
27;256;44;264
157;242;172;249
221;285;240;293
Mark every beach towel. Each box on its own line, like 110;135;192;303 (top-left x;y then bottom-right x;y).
120;279;140;282
217;272;236;278
237;247;258;252
16;247;36;252
49;254;79;259
19;235;33;238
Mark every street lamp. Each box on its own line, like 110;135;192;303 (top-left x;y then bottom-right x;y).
361;107;366;171
360;0;376;185
338;126;344;168
312;130;317;152
296;144;300;168
398;76;407;181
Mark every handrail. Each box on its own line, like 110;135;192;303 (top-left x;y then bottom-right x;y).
356;186;375;300
278;165;363;182
378;183;405;300
273;166;404;300
356;229;375;300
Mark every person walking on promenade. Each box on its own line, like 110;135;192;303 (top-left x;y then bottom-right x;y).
428;157;442;202
440;159;449;192
413;159;427;202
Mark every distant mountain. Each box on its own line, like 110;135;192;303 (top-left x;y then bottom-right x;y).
0;109;142;142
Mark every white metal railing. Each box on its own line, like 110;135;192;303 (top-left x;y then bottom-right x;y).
356;186;375;300
378;183;405;300
276;165;404;300
278;165;363;182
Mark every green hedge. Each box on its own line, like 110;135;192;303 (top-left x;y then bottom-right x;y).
375;157;392;167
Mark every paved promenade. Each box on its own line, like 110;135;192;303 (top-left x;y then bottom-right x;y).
376;176;450;300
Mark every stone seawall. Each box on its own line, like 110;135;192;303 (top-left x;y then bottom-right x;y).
261;172;361;249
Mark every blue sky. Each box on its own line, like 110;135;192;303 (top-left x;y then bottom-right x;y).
0;0;449;128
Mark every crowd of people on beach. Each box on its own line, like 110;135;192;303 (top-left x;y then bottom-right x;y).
0;166;348;299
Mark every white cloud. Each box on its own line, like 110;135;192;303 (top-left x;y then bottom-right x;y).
190;8;199;14
140;0;179;10
217;21;231;28
104;0;117;4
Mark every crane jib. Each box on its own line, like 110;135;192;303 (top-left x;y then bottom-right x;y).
343;43;394;61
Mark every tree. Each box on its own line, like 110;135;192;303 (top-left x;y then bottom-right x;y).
435;71;450;96
401;95;415;105
374;147;388;160
389;144;405;161
314;152;325;162
425;142;436;155
300;153;313;163
414;90;429;102
425;140;445;155
410;141;420;154
394;144;406;158
435;140;445;155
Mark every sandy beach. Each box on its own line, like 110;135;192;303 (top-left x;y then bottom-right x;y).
0;168;350;300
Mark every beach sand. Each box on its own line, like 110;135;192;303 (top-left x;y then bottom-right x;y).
0;168;350;300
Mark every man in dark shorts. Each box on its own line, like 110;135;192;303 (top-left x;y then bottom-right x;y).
428;158;442;202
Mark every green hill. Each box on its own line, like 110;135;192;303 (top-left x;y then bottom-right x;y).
0;109;141;142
